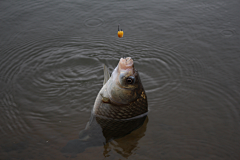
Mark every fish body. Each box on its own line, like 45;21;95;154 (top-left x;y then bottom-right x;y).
93;57;148;119
61;57;148;154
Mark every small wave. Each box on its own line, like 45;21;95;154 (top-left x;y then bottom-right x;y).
221;29;235;38
84;18;104;28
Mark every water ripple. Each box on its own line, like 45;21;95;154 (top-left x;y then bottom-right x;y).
84;18;104;27
221;29;235;38
1;34;239;158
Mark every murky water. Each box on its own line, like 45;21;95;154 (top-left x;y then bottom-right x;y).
1;0;240;159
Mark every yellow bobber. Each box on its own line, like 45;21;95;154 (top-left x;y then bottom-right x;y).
118;25;124;38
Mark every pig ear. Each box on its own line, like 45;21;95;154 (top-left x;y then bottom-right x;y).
103;64;110;85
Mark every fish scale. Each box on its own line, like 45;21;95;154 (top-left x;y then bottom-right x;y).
95;90;148;119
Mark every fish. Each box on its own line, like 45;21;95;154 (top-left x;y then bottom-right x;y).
93;57;148;118
61;57;148;154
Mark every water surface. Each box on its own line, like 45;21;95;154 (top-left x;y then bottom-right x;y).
0;0;240;159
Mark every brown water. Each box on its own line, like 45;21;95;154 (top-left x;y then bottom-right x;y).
1;0;240;159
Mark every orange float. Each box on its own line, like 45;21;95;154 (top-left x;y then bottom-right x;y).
118;25;124;38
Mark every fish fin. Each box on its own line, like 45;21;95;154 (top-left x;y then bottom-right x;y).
103;64;110;85
100;93;111;103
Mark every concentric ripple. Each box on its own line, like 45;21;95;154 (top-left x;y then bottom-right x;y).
84;18;104;27
11;38;105;115
221;29;235;38
73;36;208;109
1;33;239;159
0;35;208;141
108;38;208;108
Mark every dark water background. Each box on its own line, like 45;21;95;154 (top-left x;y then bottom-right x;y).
1;0;240;159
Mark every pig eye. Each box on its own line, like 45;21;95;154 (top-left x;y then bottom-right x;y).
126;76;135;84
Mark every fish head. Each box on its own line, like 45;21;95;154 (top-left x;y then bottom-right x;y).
107;57;143;105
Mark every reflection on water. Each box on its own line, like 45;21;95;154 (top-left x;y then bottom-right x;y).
1;0;240;159
103;117;148;158
62;114;148;157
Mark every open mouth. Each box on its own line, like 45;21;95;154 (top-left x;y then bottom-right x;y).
119;57;134;70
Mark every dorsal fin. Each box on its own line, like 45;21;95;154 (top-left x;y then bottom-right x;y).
103;64;110;85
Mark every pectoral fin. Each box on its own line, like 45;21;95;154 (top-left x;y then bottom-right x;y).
100;93;111;103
